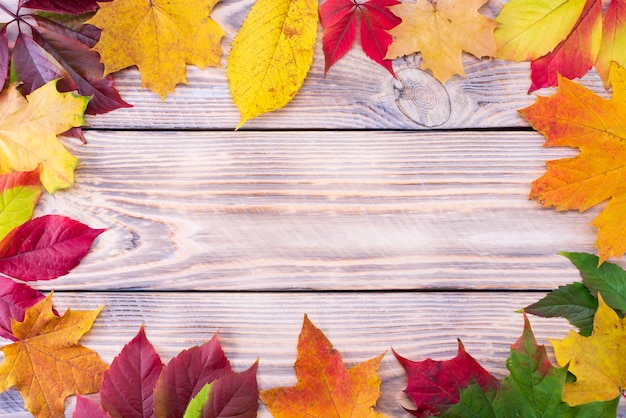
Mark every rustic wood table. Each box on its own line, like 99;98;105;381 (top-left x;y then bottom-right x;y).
1;0;624;416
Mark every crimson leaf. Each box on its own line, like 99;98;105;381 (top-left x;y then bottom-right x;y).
100;325;164;418
153;333;233;418
73;393;111;418
320;0;401;76
201;362;259;418
20;0;101;14
0;214;105;281
0;276;46;341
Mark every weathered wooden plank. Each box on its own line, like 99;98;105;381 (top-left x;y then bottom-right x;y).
0;0;610;130
1;292;622;416
33;130;613;291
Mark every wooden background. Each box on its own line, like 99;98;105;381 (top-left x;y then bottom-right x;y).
1;0;624;415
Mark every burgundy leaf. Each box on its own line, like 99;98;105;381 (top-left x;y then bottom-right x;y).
154;333;233;418
0;25;9;89
0;276;46;341
359;0;401;77
394;340;499;417
31;14;131;115
11;33;70;95
73;393;111;418
202;362;259;418
101;325;164;418
0;214;105;281
20;0;101;14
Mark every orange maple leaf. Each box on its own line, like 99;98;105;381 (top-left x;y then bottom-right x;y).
259;315;386;417
0;293;108;418
520;63;626;263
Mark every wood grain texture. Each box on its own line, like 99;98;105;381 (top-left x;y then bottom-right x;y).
32;130;614;291
1;292;624;416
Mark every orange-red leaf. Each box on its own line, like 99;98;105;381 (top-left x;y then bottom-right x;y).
520;63;626;263
259;315;385;417
0;293;108;417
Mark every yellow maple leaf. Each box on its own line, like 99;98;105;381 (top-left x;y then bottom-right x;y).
495;0;587;61
0;293;108;418
259;315;385;417
0;80;87;193
226;0;318;128
88;0;225;99
385;0;497;84
550;293;626;405
519;63;626;263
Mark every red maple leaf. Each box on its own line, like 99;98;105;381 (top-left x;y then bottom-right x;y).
320;0;401;76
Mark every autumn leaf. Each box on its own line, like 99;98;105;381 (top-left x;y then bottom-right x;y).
494;0;587;61
519;64;626;262
442;314;619;417
0;293;108;418
100;325;164;418
259;314;385;417
74;394;111;418
550;293;626;405
385;0;497;84
0;80;88;192
595;0;626;87
0;169;41;240
227;0;318;128
88;0;224;99
528;0;602;92
393;340;498;416
0;214;105;281
0;276;46;341
153;333;233;418
320;0;401;76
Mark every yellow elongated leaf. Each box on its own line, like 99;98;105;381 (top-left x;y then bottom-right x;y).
595;0;626;87
0;81;87;193
226;0;318;128
88;0;225;99
495;0;587;61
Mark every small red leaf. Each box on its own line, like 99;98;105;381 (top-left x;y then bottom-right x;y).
0;276;46;341
320;0;358;75
20;0;101;14
73;393;111;418
202;362;259;418
100;325;164;418
154;333;233;418
0;214;105;281
394;340;499;417
359;0;400;77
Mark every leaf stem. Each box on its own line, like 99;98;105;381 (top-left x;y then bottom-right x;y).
0;3;17;20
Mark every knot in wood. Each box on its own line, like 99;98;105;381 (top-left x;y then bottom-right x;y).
392;68;451;127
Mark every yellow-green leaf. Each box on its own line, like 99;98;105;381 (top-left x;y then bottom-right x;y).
0;169;41;240
495;0;587;61
226;0;318;128
88;0;224;99
0;80;87;193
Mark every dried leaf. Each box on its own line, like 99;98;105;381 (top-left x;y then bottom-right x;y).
226;0;318;128
260;315;385;417
0;293;108;417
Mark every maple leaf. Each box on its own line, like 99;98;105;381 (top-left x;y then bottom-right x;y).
442;313;619;417
0;214;105;281
385;0;497;84
0;293;108;418
320;0;401;76
595;0;626;87
87;0;224;99
550;293;626;405
393;340;498;416
153;333;233;418
0;276;46;341
226;0;318;128
494;0;587;62
0;169;41;240
259;314;385;417
519;64;626;263
100;325;164;418
528;0;602;92
0;80;88;193
0;3;129;116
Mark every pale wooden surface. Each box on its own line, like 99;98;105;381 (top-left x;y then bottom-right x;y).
2;0;625;416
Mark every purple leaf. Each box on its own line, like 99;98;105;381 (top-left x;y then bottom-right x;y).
0;25;9;88
0;214;105;281
154;334;233;418
203;362;259;418
11;33;70;94
20;0;101;15
101;325;164;418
